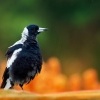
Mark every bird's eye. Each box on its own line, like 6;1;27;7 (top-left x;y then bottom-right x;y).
27;25;39;34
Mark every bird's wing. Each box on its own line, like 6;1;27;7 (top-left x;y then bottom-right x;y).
5;44;23;59
1;44;23;89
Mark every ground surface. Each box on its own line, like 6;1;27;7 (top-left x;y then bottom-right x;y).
0;90;100;100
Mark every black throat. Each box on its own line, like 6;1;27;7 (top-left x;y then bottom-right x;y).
23;36;38;48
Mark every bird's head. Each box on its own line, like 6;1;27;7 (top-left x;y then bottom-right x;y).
22;24;47;40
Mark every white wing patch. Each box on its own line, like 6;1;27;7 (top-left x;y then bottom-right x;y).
7;48;22;68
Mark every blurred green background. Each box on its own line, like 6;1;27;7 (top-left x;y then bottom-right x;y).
0;0;100;76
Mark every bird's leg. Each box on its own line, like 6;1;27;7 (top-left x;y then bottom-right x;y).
19;84;23;90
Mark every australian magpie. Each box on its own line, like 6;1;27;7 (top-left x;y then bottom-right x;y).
1;24;47;89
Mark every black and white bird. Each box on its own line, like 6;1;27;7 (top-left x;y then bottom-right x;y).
1;24;47;89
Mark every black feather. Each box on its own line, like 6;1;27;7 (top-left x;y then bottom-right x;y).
9;42;42;86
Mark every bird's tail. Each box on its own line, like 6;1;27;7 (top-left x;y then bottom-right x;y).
1;68;14;89
1;79;7;88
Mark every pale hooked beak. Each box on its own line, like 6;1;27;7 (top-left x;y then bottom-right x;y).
38;27;48;32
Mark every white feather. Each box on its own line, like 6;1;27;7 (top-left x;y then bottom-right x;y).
4;79;11;90
7;48;22;68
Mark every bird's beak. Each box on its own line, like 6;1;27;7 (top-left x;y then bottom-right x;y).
38;27;48;32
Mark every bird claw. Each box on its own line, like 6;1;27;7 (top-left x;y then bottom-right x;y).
19;84;23;90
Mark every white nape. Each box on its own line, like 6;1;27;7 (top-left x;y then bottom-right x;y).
21;27;28;42
9;27;28;48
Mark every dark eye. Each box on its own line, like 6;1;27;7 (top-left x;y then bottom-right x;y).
27;25;39;34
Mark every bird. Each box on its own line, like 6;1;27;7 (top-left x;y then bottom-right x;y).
0;24;47;89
